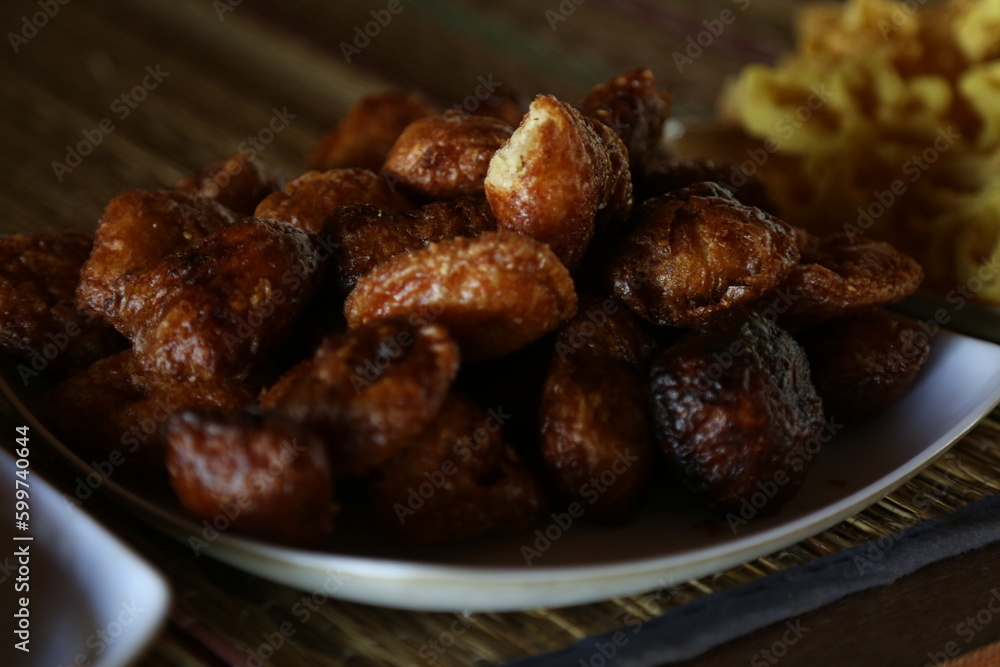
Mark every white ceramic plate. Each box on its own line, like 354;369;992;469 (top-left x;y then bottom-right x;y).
2;327;999;613
0;448;170;666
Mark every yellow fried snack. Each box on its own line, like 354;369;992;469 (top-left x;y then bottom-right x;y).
717;0;1000;302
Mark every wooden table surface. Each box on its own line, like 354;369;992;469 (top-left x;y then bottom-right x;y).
4;1;1000;665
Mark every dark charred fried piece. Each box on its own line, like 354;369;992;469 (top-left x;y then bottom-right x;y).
799;311;930;423
259;317;460;477
454;335;554;460
777;230;924;328
648;313;825;513
166;409;335;546
0;230;124;377
175;153;284;217
345;231;577;360
43;351;253;471
110;218;321;382
254;169;410;235
78;190;238;319
609;182;799;328
637;157;775;212
381;112;514;202
540;298;656;522
308;90;439;172
368;393;543;543
485;94;633;271
579;68;672;177
323;197;497;294
466;82;526;127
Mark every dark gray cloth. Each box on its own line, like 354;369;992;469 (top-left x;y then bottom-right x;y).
506;492;1000;666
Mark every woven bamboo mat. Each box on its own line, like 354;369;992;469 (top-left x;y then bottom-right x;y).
3;0;1000;664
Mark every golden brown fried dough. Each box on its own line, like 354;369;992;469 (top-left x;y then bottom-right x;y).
0;230;124;377
540;298;655;522
111;218;321;382
253;169;410;235
800;311;930;423
44;351;253;471
368;393;543;543
308;90;438;172
260;317;460;477
579;68;672;176
485;94;633;270
167;410;335;546
345;231;577;360
637;157;775;212
648;313;825;514
777;231;924;328
609;182;799;328
78;190;238;319
323;197;496;293
175;153;283;217
381;112;513;201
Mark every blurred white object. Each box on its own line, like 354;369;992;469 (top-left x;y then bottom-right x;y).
0;447;169;666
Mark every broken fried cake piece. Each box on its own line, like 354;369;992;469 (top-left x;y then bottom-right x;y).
175;153;284;217
608;182;799;328
109;218;322;382
485;94;633;271
260;316;460;477
167;409;336;546
0;229;124;379
77;189;238;320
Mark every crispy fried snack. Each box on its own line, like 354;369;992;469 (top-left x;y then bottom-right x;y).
345;231;577;360
777;230;924;328
78;190;238;319
308;90;438;172
381;112;514;201
648;313;825;513
485;94;633;270
175;153;283;217
637;157;775;212
368;393;543;543
540;297;655;522
166;409;335;546
609;182;799;328
253;169;410;235
0;230;124;377
799;311;930;423
323;197;496;294
111;218;321;381
579;68;672;176
43;350;253;471
259;317;460;477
